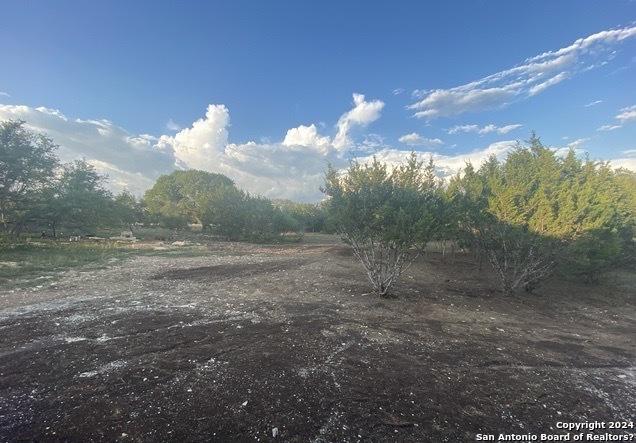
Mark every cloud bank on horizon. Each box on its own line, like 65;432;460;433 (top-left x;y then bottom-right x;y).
0;97;525;201
1;25;635;202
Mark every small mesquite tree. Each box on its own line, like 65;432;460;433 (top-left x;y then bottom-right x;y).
476;221;558;294
323;153;441;297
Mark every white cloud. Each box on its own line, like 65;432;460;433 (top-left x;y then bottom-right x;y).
0;94;385;201
409;25;636;118
398;132;443;147
610;157;636;171
3;91;630;202
597;124;622;131
616;104;636;123
392;88;405;95
0;91;9;98
597;104;636;131
368;141;636;176
447;123;522;135
0;104;177;195
361;140;518;178
282;124;332;153
163;94;385;201
333;93;384;150
166;118;181;131
567;138;590;149
527;72;569;96
584;99;603;107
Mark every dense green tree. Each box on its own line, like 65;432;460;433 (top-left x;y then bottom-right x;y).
113;190;145;231
272;199;325;232
0;120;59;234
144;170;236;229
451;135;635;291
46;160;116;235
200;185;246;240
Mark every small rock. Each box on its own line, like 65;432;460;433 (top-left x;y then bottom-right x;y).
242;401;248;407
272;427;279;437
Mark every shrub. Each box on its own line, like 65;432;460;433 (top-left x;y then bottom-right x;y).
561;229;622;283
476;222;558;295
323;153;441;297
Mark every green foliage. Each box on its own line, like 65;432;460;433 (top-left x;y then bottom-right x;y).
451;134;635;290
0;240;134;287
0;120;59;234
1;121;130;236
144;169;236;228
323;153;442;296
562;229;622;283
201;184;246;239
145;170;303;242
272;199;326;232
45;160;116;234
113;190;145;230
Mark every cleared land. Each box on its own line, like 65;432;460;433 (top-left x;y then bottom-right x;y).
0;235;634;442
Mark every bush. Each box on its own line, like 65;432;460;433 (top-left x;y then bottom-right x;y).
475;222;558;295
561;229;622;283
323;153;441;296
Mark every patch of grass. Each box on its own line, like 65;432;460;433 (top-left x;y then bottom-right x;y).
0;239;221;288
0;241;138;287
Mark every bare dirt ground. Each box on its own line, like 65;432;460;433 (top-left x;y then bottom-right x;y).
1;236;634;442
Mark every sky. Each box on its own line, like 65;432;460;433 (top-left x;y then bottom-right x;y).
1;1;635;201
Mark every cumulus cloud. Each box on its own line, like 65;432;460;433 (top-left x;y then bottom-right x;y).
333;94;384;150
0;94;386;201
398;132;444;147
282;124;332;153
447;123;522;135
610;157;636;171
0;104;177;195
4;89;631;202
161;94;385;201
360;140;518;179
409;25;636;118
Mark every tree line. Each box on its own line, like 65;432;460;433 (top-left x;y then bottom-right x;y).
0;120;325;240
2;120;634;296
323;134;635;296
143;169;327;240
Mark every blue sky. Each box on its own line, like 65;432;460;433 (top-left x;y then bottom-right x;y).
1;1;635;201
